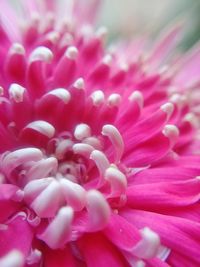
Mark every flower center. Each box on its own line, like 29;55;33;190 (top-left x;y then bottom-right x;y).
0;121;128;248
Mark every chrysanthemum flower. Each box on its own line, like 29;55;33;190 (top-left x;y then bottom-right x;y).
0;1;200;267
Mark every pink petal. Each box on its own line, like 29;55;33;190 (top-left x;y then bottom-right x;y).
129;166;199;185
0;184;22;222
43;246;78;267
103;213;141;251
0;213;33;257
78;233;129;267
126;179;200;210
175;43;200;87
121;209;200;265
150;23;182;68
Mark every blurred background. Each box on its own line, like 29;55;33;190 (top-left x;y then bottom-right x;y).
98;0;200;50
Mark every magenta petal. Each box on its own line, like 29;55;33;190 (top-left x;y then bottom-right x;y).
175;44;200;87
124;132;172;166
43;246;78;267
167;251;199;267
103;214;141;251
150;23;182;68
78;233;129;267
121;209;200;265
130;166;200;185
126;179;200;210
146;257;171;267
0;213;33;257
0;184;22;222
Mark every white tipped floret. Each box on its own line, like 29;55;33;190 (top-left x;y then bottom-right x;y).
108;94;121;107
90;150;110;177
9;43;25;55
48;88;71;104
31;180;61;217
26;249;42;265
96;26;108;41
170;94;187;108
65;46;78;60
119;62;129;72
60;179;86;211
31;12;40;25
129;91;144;109
2;148;43;177
102;54;112;66
46;31;60;44
80;24;93;39
159;64;169;75
102;124;124;163
9;83;25;103
90;90;105;106
73;77;85;89
39;206;74;249
30;46;53;62
0;250;24;267
73;143;94;158
184;113;199;127
74;123;91;141
55;139;73;160
59;33;74;48
162;124;179;138
132;227;160;259
26;157;58;182
83;136;103;150
25;120;55;138
105;166;127;195
160;102;174;118
86;190;111;231
13;190;24;202
168;86;178;94
0;86;4;95
24;177;54;200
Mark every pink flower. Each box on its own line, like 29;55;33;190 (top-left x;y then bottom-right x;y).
0;1;200;266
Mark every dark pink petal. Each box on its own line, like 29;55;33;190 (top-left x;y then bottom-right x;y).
103;213;141;251
121;209;200;265
78;233;130;267
0;184;22;222
129;166;200;185
126;178;200;210
146;257;171;267
43;246;78;267
0;213;33;257
124;131;174;166
175;43;200;87
167;251;198;267
123;104;173;150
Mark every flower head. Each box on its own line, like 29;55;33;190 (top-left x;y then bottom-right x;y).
0;1;200;266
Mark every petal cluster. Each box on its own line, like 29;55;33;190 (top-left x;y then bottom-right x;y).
0;1;200;267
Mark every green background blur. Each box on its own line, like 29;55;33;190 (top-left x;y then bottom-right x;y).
99;0;200;50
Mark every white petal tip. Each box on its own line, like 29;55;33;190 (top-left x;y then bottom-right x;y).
107;94;121;107
102;54;112;66
162;124;179;138
73;78;85;89
129;91;144;108
74;123;91;141
90;90;105;106
9;83;25;103
65;46;78;60
30;46;53;63
0;250;24;267
160;102;174;117
10;43;25;55
25;120;55;138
